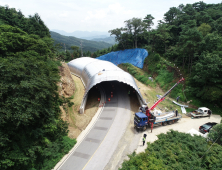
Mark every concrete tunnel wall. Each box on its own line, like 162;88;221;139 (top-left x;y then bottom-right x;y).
67;57;146;113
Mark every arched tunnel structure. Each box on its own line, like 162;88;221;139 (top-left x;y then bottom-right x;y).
67;57;145;113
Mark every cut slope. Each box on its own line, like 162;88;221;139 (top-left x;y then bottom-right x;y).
97;48;148;69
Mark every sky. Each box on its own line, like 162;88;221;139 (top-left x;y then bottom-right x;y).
1;0;222;33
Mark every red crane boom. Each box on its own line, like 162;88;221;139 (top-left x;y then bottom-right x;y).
148;77;184;112
146;77;184;132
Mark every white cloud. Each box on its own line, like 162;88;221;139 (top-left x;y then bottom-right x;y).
1;0;222;32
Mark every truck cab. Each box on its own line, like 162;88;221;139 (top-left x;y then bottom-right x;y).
134;112;148;131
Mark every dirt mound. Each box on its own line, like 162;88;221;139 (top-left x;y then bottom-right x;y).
58;62;75;97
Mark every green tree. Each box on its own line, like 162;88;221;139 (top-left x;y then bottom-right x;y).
124;18;145;48
198;23;212;36
164;7;181;25
71;46;80;59
143;14;154;31
179;20;203;74
155;24;171;53
0;25;75;170
109;28;127;49
191;52;222;102
208;123;222;145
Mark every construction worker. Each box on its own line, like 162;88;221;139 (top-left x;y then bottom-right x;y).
208;110;212;118
175;109;178;117
143;137;146;146
176;96;180;102
143;134;147;139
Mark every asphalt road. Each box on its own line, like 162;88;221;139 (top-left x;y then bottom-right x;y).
58;82;131;170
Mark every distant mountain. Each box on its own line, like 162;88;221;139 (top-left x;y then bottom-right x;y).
51;29;110;39
50;31;113;52
82;35;109;40
91;36;117;45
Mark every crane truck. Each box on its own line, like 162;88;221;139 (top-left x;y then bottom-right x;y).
134;77;184;132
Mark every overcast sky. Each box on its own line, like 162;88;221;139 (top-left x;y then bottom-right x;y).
1;0;221;33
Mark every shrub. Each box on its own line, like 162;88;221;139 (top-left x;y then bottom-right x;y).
162;64;167;70
156;63;161;69
154;54;160;62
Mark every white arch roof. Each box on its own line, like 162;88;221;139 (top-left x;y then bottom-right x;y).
68;57;145;111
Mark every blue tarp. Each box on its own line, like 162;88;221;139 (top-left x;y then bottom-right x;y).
96;48;148;69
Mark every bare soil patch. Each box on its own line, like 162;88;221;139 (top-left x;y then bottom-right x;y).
58;63;99;139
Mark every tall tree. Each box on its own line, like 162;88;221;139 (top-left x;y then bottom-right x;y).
197;23;211;36
109;28;127;49
156;23;171;53
124;18;145;48
143;14;155;45
179;20;203;74
164;7;181;25
143;14;155;31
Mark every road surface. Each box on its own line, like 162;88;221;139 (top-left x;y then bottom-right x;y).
58;82;131;170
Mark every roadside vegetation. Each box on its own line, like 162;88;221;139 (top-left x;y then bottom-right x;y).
120;130;222;169
0;6;76;170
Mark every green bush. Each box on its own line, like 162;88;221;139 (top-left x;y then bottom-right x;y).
154;53;160;62
162;64;167;70
156;63;161;69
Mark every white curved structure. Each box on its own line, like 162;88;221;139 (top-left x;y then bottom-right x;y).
68;57;145;113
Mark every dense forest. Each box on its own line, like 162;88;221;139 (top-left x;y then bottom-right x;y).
0;6;76;170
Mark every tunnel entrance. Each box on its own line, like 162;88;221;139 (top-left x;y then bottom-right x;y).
84;81;141;113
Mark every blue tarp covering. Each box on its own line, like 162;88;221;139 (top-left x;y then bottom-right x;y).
96;48;148;69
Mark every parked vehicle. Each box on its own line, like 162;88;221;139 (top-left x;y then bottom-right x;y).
191;107;212;118
134;78;184;132
199;122;217;134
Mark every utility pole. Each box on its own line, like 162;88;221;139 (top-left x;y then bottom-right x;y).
80;41;83;57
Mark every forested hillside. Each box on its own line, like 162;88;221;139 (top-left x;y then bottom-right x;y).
50;31;113;52
102;1;222;111
0;6;75;170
